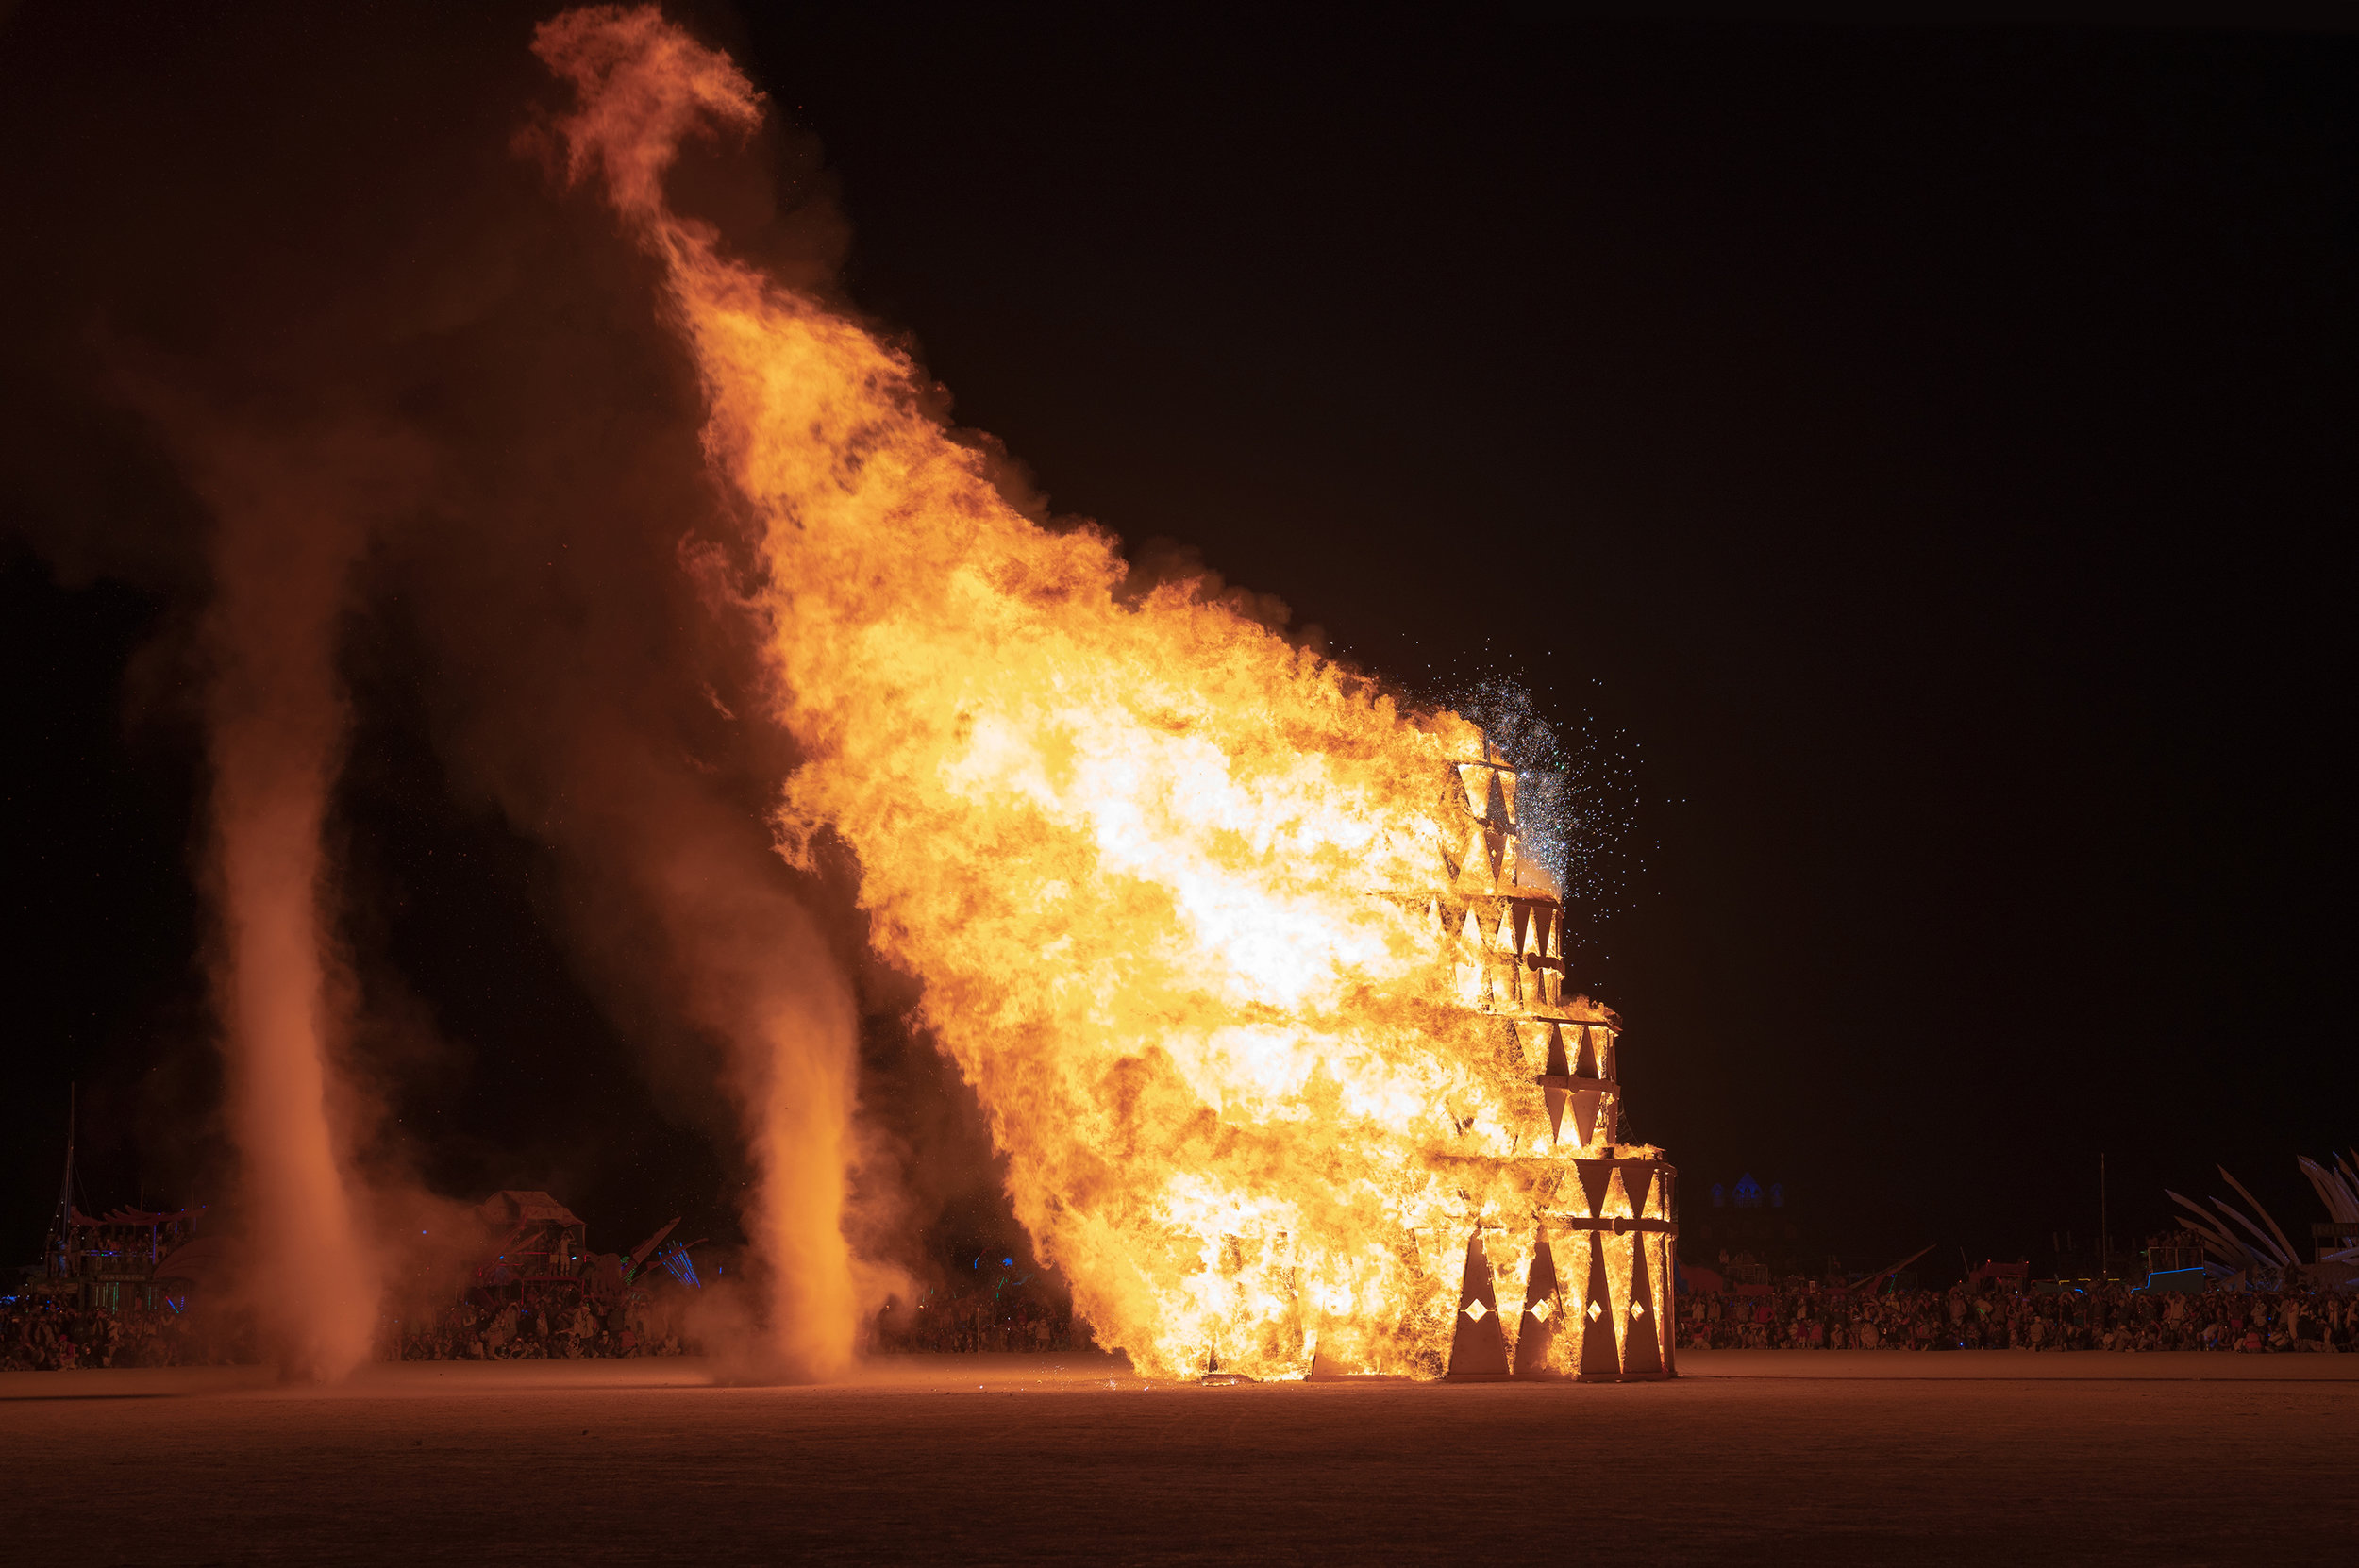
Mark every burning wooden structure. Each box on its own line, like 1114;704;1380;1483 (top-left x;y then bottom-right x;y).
1431;743;1678;1381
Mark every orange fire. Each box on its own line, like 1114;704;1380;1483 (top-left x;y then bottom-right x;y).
539;7;1659;1379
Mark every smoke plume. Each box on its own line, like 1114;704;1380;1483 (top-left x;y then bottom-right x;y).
182;417;407;1379
0;2;907;1376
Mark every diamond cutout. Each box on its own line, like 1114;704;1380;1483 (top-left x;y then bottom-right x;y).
1530;1298;1553;1321
1629;1300;1647;1319
1586;1300;1603;1321
1462;1299;1488;1321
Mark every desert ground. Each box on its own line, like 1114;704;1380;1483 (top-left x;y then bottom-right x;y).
5;1350;2352;1563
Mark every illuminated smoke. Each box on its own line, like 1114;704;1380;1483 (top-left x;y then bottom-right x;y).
184;421;400;1381
1;6;885;1377
586;775;864;1380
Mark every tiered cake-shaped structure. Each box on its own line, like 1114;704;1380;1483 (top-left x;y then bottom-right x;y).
1430;739;1678;1381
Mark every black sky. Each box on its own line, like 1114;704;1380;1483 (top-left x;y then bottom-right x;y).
2;7;2351;1278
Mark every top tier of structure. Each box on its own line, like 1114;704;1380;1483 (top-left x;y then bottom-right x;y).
1431;742;1626;1153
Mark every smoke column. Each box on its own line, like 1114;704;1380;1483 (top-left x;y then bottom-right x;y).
0;5;903;1376
636;798;862;1377
189;426;385;1380
395;524;868;1380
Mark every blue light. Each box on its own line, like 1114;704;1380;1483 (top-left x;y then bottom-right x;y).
1002;1258;1013;1268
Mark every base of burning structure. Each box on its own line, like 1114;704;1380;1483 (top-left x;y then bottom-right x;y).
1304;1348;1417;1382
1443;1223;1679;1384
1439;1368;1674;1383
1304;1372;1417;1382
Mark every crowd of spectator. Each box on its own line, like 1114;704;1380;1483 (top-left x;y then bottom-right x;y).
0;1287;693;1369
2;1279;1075;1369
1680;1281;2358;1352
18;1277;2355;1370
389;1289;685;1360
0;1300;222;1369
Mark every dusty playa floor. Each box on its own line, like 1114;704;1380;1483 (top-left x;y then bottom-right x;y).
4;1351;2352;1563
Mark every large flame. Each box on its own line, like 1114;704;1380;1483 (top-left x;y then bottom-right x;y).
538;7;1604;1378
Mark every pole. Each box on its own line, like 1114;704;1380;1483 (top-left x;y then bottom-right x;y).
2100;1153;2108;1285
54;1083;76;1278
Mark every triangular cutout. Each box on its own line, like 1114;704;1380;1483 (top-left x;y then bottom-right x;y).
1570;1090;1600;1148
1578;1159;1614;1218
1652;1233;1678;1378
1457;764;1489;818
1602;1167;1635;1221
1544;911;1561;959
1623;1232;1664;1376
1466;826;1494;890
1446;1231;1511;1378
1498;771;1519;825
1543;1025;1570;1078
1603;1232;1637;1371
1574;1026;1599;1078
1545;1084;1567;1143
1622;1165;1655;1222
1494;906;1515;952
1579;1232;1619;1376
1513;1228;1560;1377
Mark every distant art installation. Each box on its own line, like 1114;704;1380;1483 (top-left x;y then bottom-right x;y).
2168;1152;2359;1285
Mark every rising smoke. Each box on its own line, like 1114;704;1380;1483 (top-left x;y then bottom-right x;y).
177;414;407;1379
0;2;922;1377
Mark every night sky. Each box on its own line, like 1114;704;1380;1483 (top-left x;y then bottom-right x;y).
1;6;2351;1282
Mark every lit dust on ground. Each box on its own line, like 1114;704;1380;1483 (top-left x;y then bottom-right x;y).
3;1352;2351;1563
